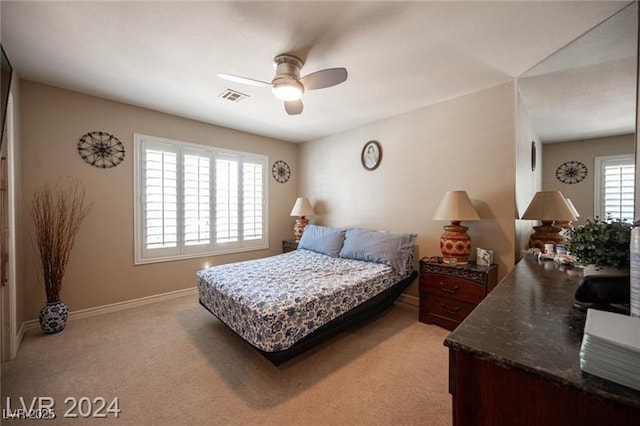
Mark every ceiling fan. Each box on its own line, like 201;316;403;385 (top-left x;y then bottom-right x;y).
218;54;348;115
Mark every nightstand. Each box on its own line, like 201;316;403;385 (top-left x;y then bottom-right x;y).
282;239;299;253
419;258;498;331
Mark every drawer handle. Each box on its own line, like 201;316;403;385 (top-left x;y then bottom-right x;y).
439;302;460;315
439;282;459;294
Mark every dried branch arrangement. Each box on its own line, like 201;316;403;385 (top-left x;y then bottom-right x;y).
30;179;93;303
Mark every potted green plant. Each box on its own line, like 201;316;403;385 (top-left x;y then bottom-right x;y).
564;217;631;274
30;179;92;335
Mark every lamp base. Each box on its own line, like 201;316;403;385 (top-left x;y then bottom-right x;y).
440;221;472;266
553;220;573;230
293;216;309;242
529;220;564;251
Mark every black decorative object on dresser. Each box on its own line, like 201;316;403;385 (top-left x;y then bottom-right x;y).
419;257;498;330
77;131;125;168
282;239;298;253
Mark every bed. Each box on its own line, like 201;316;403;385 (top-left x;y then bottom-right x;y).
197;225;417;365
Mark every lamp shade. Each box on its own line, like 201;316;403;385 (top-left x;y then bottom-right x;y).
521;191;577;222
433;191;480;221
565;198;580;218
290;197;315;217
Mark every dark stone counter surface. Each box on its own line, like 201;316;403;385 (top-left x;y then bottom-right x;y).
444;255;640;409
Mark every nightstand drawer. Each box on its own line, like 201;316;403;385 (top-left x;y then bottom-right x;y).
420;293;476;322
421;274;485;304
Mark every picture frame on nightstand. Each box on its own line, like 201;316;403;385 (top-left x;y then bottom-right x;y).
476;248;493;266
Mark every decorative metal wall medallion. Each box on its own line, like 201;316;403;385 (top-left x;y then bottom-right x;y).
272;160;291;183
77;131;125;168
555;161;588;184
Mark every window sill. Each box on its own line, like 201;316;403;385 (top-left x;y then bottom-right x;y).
134;243;269;265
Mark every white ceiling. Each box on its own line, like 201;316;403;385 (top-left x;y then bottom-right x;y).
0;1;631;143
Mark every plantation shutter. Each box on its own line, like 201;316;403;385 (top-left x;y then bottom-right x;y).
183;149;211;247
242;161;264;240
134;134;268;264
142;143;178;255
215;154;239;244
596;155;636;222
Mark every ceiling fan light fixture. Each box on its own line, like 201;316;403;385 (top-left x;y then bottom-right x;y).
218;54;347;114
272;80;304;101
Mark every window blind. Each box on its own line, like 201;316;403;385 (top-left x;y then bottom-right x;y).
143;146;177;250
215;156;239;244
134;134;268;264
243;162;264;241
595;155;635;223
183;150;210;247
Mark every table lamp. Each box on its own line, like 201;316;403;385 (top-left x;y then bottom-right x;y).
290;197;315;241
433;190;481;265
521;191;577;251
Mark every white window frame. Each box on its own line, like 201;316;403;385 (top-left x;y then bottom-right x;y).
594;154;635;222
134;134;268;264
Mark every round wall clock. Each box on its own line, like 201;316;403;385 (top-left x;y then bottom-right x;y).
361;140;382;171
272;160;291;183
555;161;588;184
77;131;125;169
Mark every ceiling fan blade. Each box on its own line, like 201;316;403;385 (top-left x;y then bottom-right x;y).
300;68;348;90
217;73;271;88
285;100;303;115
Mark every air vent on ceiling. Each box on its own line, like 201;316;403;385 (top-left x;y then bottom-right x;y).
219;89;249;103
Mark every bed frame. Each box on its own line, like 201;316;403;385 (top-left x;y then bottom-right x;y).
199;270;417;366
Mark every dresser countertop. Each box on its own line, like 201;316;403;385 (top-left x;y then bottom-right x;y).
444;255;640;409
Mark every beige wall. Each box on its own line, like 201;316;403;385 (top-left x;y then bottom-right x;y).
515;90;542;258
542;134;634;225
299;82;517;296
18;79;524;319
20;80;298;321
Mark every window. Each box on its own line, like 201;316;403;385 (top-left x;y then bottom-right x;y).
134;134;268;264
594;154;635;222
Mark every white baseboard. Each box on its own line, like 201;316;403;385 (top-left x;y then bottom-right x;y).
15;321;27;348
21;320;39;338
21;287;198;336
397;293;419;307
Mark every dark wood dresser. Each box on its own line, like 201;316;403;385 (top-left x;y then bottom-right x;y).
444;256;640;425
419;258;498;330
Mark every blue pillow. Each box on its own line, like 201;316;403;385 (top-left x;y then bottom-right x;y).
297;225;346;257
339;228;416;273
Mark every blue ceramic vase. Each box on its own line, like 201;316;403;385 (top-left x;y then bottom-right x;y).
39;301;69;335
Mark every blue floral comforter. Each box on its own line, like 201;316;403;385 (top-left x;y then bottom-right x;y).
197;249;410;352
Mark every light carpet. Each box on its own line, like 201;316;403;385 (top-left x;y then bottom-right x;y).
1;295;451;425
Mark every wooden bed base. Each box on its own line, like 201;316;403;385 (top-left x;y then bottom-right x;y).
199;270;418;366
